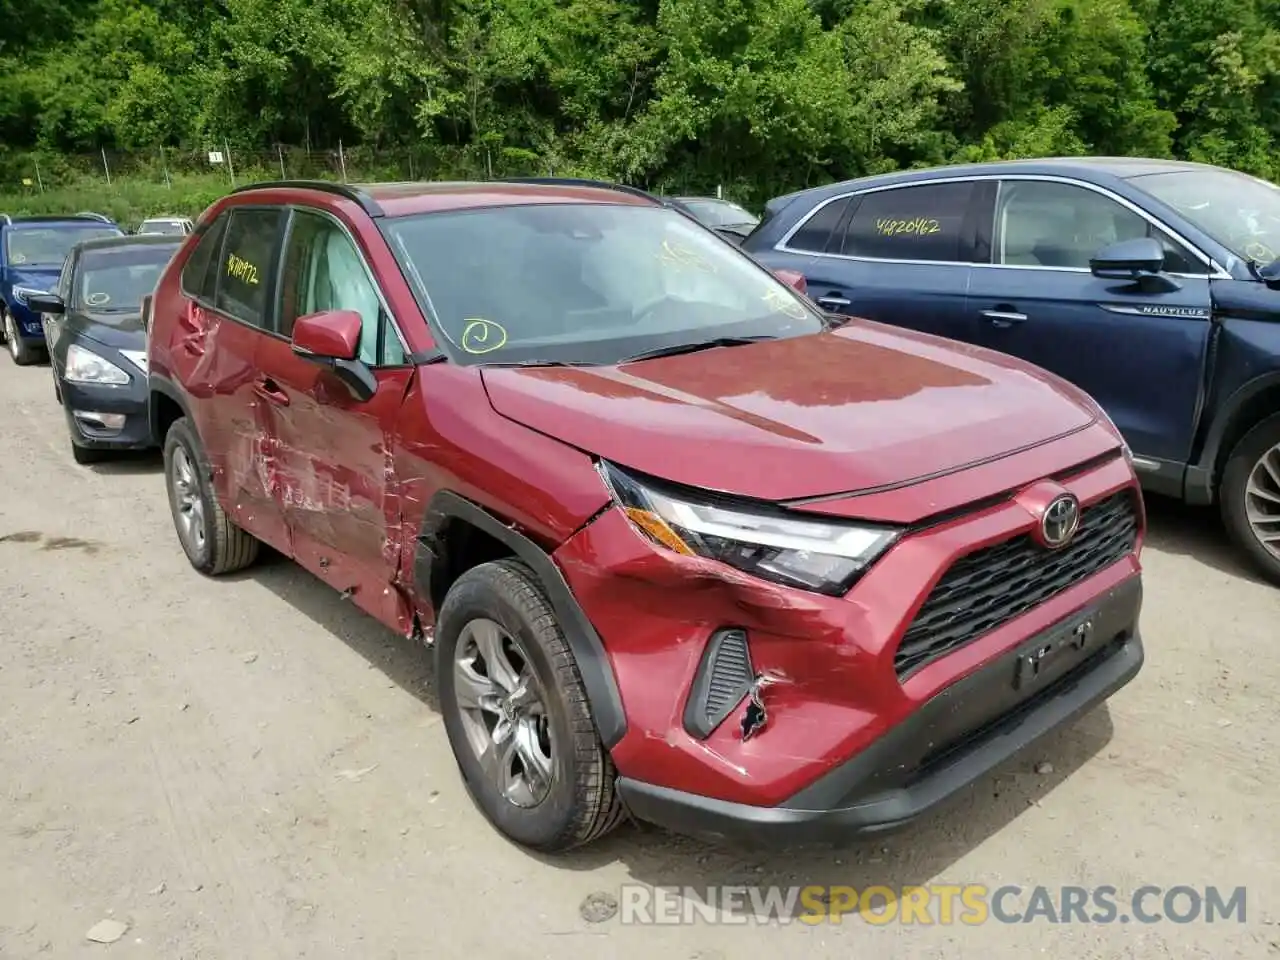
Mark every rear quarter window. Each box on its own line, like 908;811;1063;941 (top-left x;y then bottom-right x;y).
179;213;229;302
784;196;854;253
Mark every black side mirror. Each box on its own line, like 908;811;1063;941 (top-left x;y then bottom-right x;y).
1252;258;1280;289
1090;237;1165;281
27;293;64;315
1090;237;1180;292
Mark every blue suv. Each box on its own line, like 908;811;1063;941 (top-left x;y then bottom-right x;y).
1;213;123;365
745;158;1280;584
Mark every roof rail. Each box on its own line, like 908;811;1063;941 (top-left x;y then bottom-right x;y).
499;177;669;206
0;213;10;225
229;179;383;217
10;213;117;225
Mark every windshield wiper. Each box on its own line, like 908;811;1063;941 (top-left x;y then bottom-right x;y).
618;335;776;364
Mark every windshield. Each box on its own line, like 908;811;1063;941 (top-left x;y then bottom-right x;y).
75;245;178;312
1131;169;1280;265
5;226;120;267
680;199;758;227
381;203;823;365
139;221;186;236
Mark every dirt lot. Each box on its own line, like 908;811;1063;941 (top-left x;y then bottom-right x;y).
1;359;1278;960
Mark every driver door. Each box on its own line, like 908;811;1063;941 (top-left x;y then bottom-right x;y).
966;177;1214;467
253;208;414;627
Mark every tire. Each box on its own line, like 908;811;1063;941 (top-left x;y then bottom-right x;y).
71;440;106;465
4;309;40;366
436;558;624;852
162;416;259;575
1220;412;1280;586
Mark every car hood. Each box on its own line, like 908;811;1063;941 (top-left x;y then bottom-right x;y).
479;322;1097;501
6;267;60;291
67;310;145;350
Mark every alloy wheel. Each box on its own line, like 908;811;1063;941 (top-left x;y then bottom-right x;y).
170;445;207;555
4;313;17;361
1245;441;1280;560
453;618;554;808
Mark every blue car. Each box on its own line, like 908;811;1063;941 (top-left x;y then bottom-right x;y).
1;213;124;365
744;158;1280;584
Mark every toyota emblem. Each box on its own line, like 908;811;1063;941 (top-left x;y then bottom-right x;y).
1040;494;1081;549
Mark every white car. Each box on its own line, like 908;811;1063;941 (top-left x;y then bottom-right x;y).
136;217;194;237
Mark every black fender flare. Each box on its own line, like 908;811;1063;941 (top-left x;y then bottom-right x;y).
1196;372;1280;473
415;490;627;749
147;373;195;445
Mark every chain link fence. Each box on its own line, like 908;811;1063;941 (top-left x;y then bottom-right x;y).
0;142;719;195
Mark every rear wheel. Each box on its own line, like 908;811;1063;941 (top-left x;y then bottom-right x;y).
436;559;624;852
163;416;259;575
4;309;40;366
1221;413;1280;586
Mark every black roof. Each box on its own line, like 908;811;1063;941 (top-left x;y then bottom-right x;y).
75;234;183;254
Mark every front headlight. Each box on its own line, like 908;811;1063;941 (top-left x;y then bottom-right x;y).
12;285;48;305
65;343;130;385
597;461;900;595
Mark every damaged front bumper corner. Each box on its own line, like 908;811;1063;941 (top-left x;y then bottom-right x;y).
615;599;1143;845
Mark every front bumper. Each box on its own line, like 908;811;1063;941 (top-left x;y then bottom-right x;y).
553;427;1145;830
60;373;152;451
617;578;1142;843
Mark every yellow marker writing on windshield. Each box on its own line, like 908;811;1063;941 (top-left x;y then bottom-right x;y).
657;239;715;273
762;287;808;321
460;318;508;354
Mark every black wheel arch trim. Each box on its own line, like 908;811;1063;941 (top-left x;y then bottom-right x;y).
415;489;627;749
147;373;194;444
1195;371;1280;485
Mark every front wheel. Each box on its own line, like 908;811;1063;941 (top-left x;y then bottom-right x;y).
4;310;40;366
162;416;260;575
436;559;624;852
1220;413;1280;586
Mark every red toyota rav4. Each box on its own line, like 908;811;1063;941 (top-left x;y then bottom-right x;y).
147;178;1146;851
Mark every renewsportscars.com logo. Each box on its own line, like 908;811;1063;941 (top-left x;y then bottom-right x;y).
617;884;1248;926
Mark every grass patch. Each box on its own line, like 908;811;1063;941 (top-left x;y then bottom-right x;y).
0;171;290;228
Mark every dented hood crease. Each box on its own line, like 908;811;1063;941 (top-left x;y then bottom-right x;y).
480;325;1096;501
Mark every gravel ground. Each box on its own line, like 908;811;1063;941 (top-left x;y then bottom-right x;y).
1;357;1278;959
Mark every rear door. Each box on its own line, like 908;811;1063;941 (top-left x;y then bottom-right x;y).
784;179;990;343
965;177;1214;467
253;207;416;630
174;206;292;554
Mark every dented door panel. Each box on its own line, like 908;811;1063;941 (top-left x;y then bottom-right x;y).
172;302;291;554
254;333;415;631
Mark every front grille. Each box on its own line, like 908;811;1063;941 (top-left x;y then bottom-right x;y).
894;491;1139;680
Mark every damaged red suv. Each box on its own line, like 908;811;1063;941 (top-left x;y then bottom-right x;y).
147;178;1145;851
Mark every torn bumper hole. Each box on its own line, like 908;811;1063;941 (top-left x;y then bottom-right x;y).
682;627;776;741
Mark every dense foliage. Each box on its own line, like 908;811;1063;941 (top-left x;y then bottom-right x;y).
2;0;1279;201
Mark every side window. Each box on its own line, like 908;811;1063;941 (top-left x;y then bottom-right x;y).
57;254;75;301
840;182;977;262
785;196;853;253
995;180;1209;274
278;210;399;366
179;213;229;302
214;208;284;328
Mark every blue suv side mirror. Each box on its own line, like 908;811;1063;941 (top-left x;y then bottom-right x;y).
1090;237;1165;280
1090;237;1180;292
